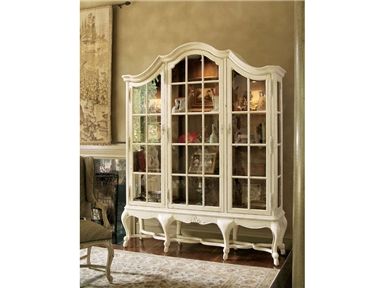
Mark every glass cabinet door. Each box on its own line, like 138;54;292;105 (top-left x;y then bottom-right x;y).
170;55;220;207
131;76;162;203
277;81;283;208
231;70;267;211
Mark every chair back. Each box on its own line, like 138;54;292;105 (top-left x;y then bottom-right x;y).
80;156;97;219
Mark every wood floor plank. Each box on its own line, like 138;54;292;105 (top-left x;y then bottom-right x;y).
114;238;289;269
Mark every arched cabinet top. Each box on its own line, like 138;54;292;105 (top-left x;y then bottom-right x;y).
121;42;286;84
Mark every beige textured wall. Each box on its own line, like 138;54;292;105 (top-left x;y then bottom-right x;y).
110;1;294;239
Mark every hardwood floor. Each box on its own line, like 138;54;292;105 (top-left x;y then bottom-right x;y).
115;238;286;268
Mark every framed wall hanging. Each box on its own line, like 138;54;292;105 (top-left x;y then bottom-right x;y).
80;6;112;145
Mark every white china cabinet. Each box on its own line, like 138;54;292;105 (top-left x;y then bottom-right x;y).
122;42;286;265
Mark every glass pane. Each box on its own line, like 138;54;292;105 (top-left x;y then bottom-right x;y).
94;158;126;186
278;114;281;143
205;115;219;143
132;86;146;114
232;71;247;111
188;55;202;81
171;85;186;113
250;147;266;177
132;116;146;143
187;115;202;143
147;116;161;143
188;177;203;205
133;174;146;201
203;56;218;81
250;179;266;209
93;158;126;244
172;145;186;174
147;175;161;203
250;80;266;111
232;147;247;176
250;114;266;144
133;145;146;172
278;145;281;175
232;178;247;208
204;83;219;112
188;83;202;112
172;58;185;83
232;115;247;144
204;146;219;175
205;177;219;206
93;172;118;227
147;78;161;114
147;145;161;172
188;146;203;175
278;176;282;207
277;81;281;112
172;115;185;143
172;176;186;204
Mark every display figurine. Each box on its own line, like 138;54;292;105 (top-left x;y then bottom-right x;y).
192;154;200;168
148;146;160;171
209;123;218;143
178;98;185;112
257;122;266;143
171;98;179;113
212;95;219;112
257;91;266;110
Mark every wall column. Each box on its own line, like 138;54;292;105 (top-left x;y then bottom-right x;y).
293;1;305;287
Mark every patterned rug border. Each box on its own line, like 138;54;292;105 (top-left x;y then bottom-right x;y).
80;247;279;288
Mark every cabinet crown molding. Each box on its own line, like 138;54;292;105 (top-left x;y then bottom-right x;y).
122;42;286;84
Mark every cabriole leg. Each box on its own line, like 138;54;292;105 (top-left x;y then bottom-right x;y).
105;241;114;283
176;221;181;237
121;209;132;247
232;224;239;250
138;218;144;240
232;224;238;241
176;221;182;248
271;221;281;266
278;216;287;255
158;214;174;253
217;219;235;261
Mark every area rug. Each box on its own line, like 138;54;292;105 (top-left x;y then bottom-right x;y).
80;247;279;288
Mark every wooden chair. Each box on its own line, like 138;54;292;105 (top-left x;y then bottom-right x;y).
80;156;114;283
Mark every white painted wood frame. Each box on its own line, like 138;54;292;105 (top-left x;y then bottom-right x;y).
122;42;286;265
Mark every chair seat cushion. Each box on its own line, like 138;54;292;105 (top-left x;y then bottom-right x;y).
80;220;112;243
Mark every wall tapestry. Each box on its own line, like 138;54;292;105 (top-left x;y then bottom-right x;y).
80;6;112;145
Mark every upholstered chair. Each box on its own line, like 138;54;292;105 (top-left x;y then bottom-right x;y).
80;156;114;283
